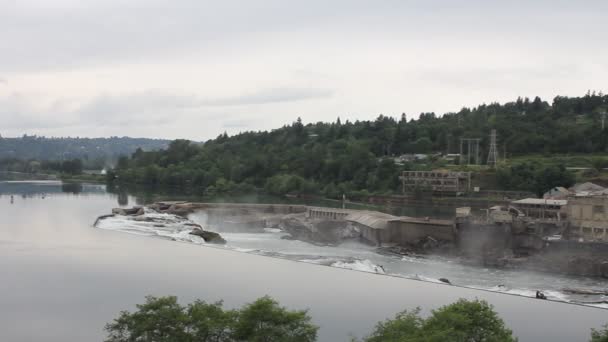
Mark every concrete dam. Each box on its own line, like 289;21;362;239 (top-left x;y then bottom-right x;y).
153;201;455;247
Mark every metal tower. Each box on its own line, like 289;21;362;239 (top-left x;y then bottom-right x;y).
487;129;498;168
460;138;480;165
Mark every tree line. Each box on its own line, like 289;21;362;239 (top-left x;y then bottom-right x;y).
105;295;608;341
0;135;169;163
108;93;606;197
0;157;84;175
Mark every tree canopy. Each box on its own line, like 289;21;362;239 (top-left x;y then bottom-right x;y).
0;135;168;163
109;93;606;197
591;324;608;342
364;299;517;342
104;295;318;342
105;295;608;341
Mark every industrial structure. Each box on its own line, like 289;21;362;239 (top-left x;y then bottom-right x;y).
510;198;567;221
567;195;608;242
399;170;472;194
459;138;481;165
487;129;498;168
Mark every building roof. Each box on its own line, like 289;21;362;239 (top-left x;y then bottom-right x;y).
511;198;567;206
345;211;397;230
573;189;608;197
570;182;605;193
543;187;571;199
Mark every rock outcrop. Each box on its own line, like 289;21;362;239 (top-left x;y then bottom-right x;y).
96;205;226;245
279;213;360;245
112;207;144;216
189;229;227;244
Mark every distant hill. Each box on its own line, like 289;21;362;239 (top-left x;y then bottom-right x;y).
110;92;608;198
0;136;170;163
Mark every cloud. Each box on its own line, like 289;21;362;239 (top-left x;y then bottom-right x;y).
222;119;255;129
414;64;582;89
0;86;334;134
202;87;333;106
2;0;607;139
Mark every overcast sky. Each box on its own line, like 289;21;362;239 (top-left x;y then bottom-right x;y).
1;0;607;140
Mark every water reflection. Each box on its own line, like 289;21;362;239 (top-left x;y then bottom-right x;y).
0;181;606;342
117;191;128;206
61;182;83;194
0;180;106;197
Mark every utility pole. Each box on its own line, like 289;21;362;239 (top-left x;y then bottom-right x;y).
487;129;498;168
447;133;452;154
460;139;464;165
475;139;480;165
460;138;481;165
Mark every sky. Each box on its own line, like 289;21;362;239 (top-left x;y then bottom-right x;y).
1;0;607;140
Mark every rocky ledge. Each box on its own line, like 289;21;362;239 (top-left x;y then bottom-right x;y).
94;206;226;244
279;213;360;246
189;228;227;244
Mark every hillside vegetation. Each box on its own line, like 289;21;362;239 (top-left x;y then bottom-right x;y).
0;136;169;165
109;93;608;197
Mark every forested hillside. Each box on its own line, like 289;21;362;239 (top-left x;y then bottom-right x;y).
110;93;608;197
0;136;170;166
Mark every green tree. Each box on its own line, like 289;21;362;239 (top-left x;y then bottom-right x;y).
233;296;318;342
186;300;236;342
422;299;516;342
364;299;516;342
105;296;318;342
365;308;423;341
105;296;189;342
591;324;608;342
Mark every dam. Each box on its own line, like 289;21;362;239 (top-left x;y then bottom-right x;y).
152;201;456;247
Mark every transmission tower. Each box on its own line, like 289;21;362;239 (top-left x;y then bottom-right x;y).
460;138;480;165
487;129;498;168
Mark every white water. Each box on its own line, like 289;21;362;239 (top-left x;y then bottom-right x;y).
95;211;608;309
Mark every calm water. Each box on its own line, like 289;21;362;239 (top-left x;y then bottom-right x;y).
1;181;607;341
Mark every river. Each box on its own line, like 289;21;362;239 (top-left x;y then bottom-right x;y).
1;180;607;341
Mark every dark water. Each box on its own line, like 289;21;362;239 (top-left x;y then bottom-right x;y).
1;181;607;341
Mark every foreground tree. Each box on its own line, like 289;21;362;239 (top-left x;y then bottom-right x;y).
105;296;317;342
364;308;424;341
591;324;608;342
233;296;318;342
105;296;189;342
364;299;517;342
186;300;236;342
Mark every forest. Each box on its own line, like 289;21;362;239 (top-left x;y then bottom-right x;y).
0;135;169;163
108;92;607;198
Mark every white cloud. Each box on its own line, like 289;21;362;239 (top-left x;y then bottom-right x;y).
1;0;607;138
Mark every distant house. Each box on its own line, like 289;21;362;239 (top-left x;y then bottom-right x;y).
543;187;571;200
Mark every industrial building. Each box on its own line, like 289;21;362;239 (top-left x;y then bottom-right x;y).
510;198;567;221
399;170;472;194
567;195;608;242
